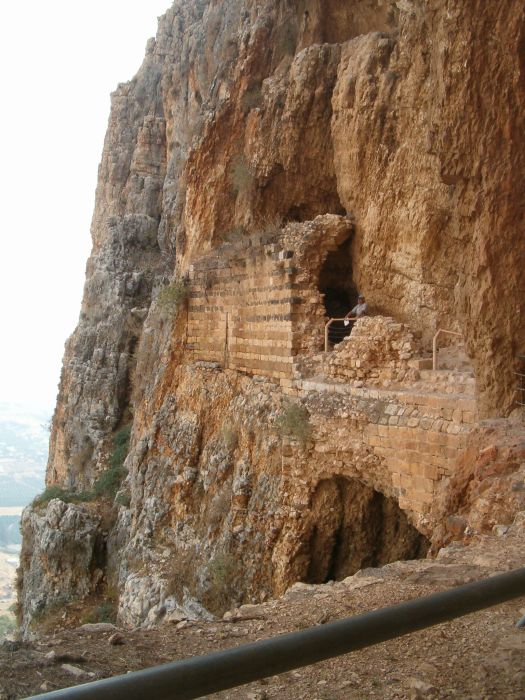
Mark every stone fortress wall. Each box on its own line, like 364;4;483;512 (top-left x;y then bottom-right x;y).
187;234;298;378
186;215;353;377
184;215;478;526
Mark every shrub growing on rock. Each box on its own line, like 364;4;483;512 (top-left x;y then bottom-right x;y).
82;600;117;625
204;553;239;615
110;425;131;470
158;278;188;312
275;401;311;446
32;486;93;507
0;613;16;639
93;425;131;500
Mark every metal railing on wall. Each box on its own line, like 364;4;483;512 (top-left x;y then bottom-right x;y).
24;567;525;700
324;316;356;352
516;353;525;407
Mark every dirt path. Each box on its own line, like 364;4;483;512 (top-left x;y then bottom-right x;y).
2;530;525;700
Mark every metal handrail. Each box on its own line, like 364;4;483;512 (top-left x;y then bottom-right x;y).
324;316;356;352
432;328;462;370
25;567;525;700
515;368;525;406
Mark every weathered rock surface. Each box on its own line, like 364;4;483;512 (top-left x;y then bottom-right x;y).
18;501;102;633
5;524;525;699
19;0;525;632
432;417;525;548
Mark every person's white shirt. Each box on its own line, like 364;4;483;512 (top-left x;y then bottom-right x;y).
350;302;368;317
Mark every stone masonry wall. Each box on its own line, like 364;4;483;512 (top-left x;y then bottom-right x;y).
187;240;477;522
282;373;478;524
186;215;354;379
187;234;297;379
326;316;420;384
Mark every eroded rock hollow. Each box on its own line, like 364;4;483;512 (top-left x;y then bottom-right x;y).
18;0;525;632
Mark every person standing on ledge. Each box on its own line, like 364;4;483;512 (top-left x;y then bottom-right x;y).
345;294;368;322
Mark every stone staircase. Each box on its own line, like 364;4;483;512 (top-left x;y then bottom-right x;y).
407;356;476;397
414;369;476;396
293;355;476;398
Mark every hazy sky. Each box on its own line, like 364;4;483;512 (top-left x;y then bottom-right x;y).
0;0;171;412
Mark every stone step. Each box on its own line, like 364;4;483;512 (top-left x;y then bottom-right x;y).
412;383;476;397
419;369;475;382
296;376;477;407
414;369;476;396
410;357;475;374
408;357;433;370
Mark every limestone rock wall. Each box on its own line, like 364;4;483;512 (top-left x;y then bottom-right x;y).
431;418;525;548
330;3;525;412
47;43;170;490
21;0;525;630
17;501;102;633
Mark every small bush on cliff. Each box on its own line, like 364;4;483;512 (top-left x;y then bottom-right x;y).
115;491;131;508
0;614;16;640
32;486;93;507
165;549;198;600
93;425;131;500
110;425;131;470
93;468;125;499
275;401;312;446
81;600;117;625
158;278;188;312
33;486;70;505
204;552;239;615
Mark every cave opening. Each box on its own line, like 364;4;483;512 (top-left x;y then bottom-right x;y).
318;235;358;345
304;477;429;585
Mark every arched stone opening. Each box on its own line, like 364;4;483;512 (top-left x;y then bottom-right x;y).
318;235;358;345
318;235;357;317
303;477;429;584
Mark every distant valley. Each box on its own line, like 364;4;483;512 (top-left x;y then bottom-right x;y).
0;402;48;507
0;403;49;636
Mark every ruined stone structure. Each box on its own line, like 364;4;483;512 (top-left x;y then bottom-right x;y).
18;0;525;633
186;215;352;375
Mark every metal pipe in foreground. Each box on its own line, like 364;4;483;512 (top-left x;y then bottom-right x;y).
24;567;525;700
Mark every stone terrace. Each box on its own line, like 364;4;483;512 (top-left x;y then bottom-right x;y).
285;374;477;520
184;220;478;524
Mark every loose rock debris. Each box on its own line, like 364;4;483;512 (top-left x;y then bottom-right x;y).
2;530;525;699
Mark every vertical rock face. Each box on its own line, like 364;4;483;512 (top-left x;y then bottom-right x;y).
48;41;170;491
20;0;525;630
18;501;101;633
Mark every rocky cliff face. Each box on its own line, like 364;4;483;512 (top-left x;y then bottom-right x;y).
18;0;525;632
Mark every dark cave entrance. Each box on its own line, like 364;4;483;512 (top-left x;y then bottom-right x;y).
318;235;358;346
303;477;429;584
